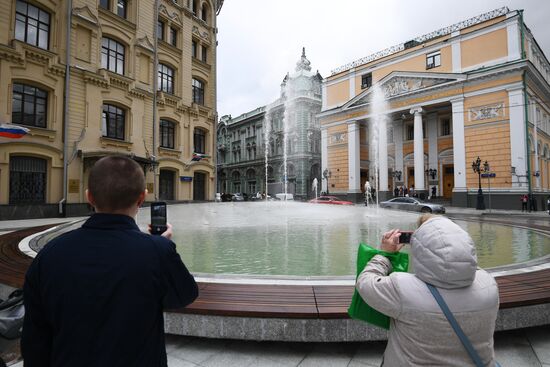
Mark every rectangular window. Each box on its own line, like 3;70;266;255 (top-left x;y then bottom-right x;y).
192;78;204;105
440;118;451;136
361;73;372;89
194;128;206;154
157;20;164;40
426;51;441;69
116;0;126;18
160;119;175;149
406;124;414;141
169;27;177;47
9;156;47;204
158;64;174;94
201;45;207;63
192;40;197;58
101;37;125;74
15;0;50;50
12;83;48;128
99;0;110;9
102;104;125;140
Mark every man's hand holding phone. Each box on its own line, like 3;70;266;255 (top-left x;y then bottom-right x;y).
148;223;173;240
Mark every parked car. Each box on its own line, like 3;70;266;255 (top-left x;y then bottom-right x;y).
231;193;245;201
308;196;354;205
275;193;294;201
379;197;445;213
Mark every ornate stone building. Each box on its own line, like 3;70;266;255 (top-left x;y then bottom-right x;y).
320;8;550;209
0;0;223;218
217;49;323;200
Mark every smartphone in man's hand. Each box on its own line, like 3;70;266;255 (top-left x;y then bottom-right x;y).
150;202;167;235
398;231;413;244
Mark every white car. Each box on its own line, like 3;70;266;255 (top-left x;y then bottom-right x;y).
275;193;294;201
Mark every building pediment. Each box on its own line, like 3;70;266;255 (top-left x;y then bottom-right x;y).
73;5;99;26
344;71;465;110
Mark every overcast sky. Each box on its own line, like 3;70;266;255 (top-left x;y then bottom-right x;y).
216;0;550;118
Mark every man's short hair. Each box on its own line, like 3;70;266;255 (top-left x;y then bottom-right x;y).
88;156;145;211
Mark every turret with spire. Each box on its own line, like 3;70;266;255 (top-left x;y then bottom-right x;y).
295;47;312;72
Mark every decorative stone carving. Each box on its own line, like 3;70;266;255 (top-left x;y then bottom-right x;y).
192;26;209;41
469;103;504;121
73;6;99;25
330;132;347;144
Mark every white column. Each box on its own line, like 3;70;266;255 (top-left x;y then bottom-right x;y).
321;128;328;192
378;118;388;192
508;88;528;187
506;15;521;62
349;70;356;99
348;121;361;193
451;98;467;190
321;82;328;111
394;120;404;183
410;107;425;191
532;100;541;189
427;112;438;195
451;31;462;73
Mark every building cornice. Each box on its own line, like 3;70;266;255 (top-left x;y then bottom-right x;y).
330;7;510;76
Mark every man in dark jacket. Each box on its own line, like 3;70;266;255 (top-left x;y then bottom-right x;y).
21;156;198;366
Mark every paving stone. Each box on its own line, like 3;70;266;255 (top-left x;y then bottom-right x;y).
351;341;386;367
168;337;229;365
246;356;299;367
526;325;550;364
167;355;200;367
494;329;542;367
199;346;259;367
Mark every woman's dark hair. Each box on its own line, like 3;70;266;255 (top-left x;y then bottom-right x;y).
88;156;145;211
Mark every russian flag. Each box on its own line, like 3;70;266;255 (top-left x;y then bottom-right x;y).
191;152;210;161
0;124;30;139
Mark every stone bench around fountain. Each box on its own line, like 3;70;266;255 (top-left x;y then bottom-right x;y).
9;221;550;342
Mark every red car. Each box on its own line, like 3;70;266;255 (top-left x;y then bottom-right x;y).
308;196;354;205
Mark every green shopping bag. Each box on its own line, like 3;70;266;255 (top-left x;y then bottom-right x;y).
348;243;409;329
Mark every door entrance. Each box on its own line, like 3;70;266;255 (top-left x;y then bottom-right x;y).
443;165;454;199
193;172;206;201
159;170;175;200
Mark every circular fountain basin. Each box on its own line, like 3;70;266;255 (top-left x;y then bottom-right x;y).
134;202;550;276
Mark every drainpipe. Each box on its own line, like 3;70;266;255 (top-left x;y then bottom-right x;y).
152;0;160;200
61;0;73;216
519;10;533;199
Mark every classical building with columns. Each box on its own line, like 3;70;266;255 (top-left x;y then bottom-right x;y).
0;0;223;219
319;7;550;209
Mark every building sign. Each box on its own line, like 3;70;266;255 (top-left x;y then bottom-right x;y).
481;173;496;178
68;179;80;193
180;176;193;182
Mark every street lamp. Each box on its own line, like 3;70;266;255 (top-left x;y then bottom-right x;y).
323;168;332;194
471;156;486;210
425;168;437;180
392;170;402;181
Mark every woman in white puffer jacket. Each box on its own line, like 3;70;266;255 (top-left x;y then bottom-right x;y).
356;215;499;367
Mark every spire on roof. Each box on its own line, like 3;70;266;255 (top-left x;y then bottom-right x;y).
295;47;311;72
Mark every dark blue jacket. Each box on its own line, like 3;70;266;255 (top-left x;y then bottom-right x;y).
21;214;198;366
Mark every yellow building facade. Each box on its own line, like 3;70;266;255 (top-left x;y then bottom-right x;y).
0;0;223;218
320;8;550;209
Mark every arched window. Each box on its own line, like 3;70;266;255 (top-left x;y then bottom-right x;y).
9;156;47;204
160;119;175;149
192;0;198;14
102;104;126;140
158;64;174;94
201;3;208;22
101;37;125;74
192;78;204;105
12;83;48;128
246;169;255;180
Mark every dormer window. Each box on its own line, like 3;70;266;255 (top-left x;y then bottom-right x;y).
426;51;441;69
361;73;372;89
